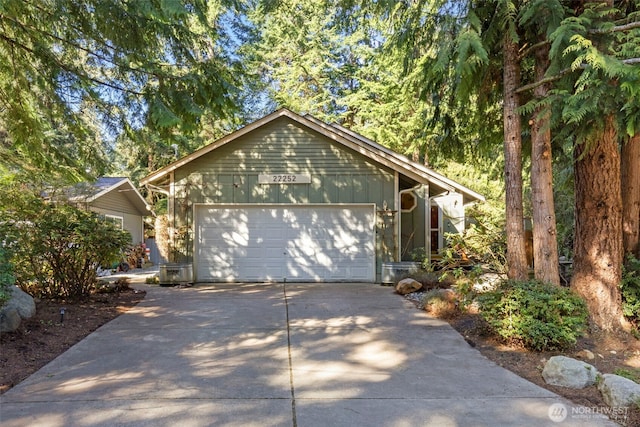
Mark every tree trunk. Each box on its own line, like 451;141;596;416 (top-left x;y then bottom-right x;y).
503;34;528;280
571;115;625;331
530;44;560;285
621;134;640;258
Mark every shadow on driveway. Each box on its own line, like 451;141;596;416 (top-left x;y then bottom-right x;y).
0;283;617;426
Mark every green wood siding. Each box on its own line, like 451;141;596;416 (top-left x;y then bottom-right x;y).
91;190;142;215
170;117;396;277
89;207;143;244
400;189;428;261
175;119;395;203
87;189;145;244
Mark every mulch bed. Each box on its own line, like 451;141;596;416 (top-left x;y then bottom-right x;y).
0;289;145;394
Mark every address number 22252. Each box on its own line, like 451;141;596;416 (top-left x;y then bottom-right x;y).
258;174;311;184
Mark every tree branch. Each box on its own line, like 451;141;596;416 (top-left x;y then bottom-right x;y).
518;40;550;62
516;58;640;94
515;67;573;94
590;21;640;34
1;12;169;79
0;33;145;97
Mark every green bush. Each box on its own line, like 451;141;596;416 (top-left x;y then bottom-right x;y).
2;195;131;299
622;255;640;326
477;280;588;351
420;289;458;318
613;368;640;384
0;246;15;307
426;224;506;282
145;276;160;285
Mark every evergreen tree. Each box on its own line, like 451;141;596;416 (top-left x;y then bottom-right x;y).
622;134;640;258
245;0;442;161
384;1;639;322
548;0;640;330
383;0;530;279
519;0;566;285
0;0;242;181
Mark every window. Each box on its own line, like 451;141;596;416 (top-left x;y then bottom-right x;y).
104;214;124;230
400;192;417;212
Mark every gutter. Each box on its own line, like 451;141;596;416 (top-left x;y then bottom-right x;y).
398;184;422;262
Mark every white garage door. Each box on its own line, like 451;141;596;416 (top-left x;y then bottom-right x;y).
195;204;375;282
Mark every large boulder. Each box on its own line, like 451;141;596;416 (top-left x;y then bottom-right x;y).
0;286;36;334
395;278;423;295
598;374;640;408
542;356;599;389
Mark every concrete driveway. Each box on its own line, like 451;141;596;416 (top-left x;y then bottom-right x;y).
0;283;617;426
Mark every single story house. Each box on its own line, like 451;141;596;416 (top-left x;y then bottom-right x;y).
141;109;484;283
67;177;152;244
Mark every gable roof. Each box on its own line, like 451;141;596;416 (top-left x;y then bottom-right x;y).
141;109;485;205
69;177;151;215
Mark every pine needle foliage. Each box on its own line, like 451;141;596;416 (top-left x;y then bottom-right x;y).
0;0;242;180
548;1;640;143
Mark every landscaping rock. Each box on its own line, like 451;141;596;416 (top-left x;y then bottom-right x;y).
576;349;595;360
395;278;423;295
542;356;599;389
0;286;36;334
0;307;21;334
597;374;640;408
472;273;505;293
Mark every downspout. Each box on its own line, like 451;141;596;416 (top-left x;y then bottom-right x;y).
427;192;446;266
398;184;422;262
424;184;430;266
169;172;175;262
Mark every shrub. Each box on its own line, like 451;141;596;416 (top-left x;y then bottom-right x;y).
0;246;14;307
427;224;505;283
145;276;160;285
421;289;458;318
2;196;131;299
476;280;588;351
622;255;640;327
613;368;640;384
95;278;131;294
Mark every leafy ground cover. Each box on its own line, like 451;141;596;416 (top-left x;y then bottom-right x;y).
444;306;640;426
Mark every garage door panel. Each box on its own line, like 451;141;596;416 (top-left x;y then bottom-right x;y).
196;205;374;282
207;254;233;265
246;247;264;258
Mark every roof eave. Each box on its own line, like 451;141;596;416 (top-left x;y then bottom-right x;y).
140;108;485;205
89;178;152;215
140;109;293;185
304;116;486;204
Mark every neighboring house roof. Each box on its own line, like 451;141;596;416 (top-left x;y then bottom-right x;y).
141;108;485;205
68;177;151;215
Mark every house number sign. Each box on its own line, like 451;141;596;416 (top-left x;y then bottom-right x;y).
258;174;311;184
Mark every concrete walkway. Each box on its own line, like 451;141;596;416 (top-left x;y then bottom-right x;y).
0;283;618;427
